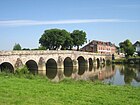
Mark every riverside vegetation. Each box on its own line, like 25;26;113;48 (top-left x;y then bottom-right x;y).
112;56;140;64
0;69;140;105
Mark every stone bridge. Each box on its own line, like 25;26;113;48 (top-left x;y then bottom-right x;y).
0;50;112;75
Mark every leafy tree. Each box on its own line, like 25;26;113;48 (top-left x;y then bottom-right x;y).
22;48;30;50
39;29;72;50
119;39;135;57
71;30;87;50
61;33;73;50
13;43;22;50
38;46;46;50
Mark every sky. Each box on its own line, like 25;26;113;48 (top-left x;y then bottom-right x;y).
0;0;140;50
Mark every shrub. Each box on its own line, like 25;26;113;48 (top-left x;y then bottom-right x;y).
113;58;127;64
15;65;29;75
0;70;14;77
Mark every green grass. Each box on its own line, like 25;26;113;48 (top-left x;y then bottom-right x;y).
0;74;140;105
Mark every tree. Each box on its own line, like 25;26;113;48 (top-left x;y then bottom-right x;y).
22;48;30;50
119;39;135;57
38;46;46;50
39;29;72;50
61;33;73;50
13;43;21;50
71;30;87;50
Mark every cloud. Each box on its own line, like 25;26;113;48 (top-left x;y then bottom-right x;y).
118;4;140;8
0;19;139;26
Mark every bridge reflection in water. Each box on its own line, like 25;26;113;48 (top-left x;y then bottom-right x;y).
43;64;140;86
0;50;109;76
0;58;140;86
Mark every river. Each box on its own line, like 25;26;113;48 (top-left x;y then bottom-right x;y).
46;64;140;86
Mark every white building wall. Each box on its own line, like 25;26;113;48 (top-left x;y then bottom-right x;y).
136;45;140;52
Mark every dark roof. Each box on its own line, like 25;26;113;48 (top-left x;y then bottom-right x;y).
90;40;115;46
133;41;140;46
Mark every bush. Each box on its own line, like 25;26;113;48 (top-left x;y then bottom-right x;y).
113;58;127;64
0;70;14;77
0;68;13;73
15;65;29;75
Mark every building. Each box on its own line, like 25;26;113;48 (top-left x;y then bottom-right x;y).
81;40;116;55
134;41;140;52
133;41;140;55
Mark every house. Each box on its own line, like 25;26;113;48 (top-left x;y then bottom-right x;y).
133;41;140;55
134;41;140;52
81;40;116;55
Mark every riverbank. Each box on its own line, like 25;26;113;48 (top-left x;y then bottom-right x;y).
112;56;140;64
0;73;140;105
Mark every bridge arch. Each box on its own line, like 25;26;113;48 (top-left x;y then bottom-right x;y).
77;56;86;67
0;62;14;73
97;58;100;69
77;56;86;75
26;60;38;74
103;58;105;64
89;58;93;65
100;57;103;63
64;57;73;77
97;58;100;65
89;58;93;71
46;58;57;79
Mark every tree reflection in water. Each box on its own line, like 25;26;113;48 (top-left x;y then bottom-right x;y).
45;63;140;86
135;69;140;82
123;65;136;84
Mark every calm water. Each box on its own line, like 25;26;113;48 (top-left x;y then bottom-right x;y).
47;64;140;86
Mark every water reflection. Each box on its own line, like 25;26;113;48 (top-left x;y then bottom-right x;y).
135;69;140;82
29;69;38;75
78;66;86;75
98;65;116;80
97;63;100;69
64;67;73;77
123;66;136;84
46;68;57;79
89;64;93;71
46;58;57;79
103;64;140;86
45;63;140;86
